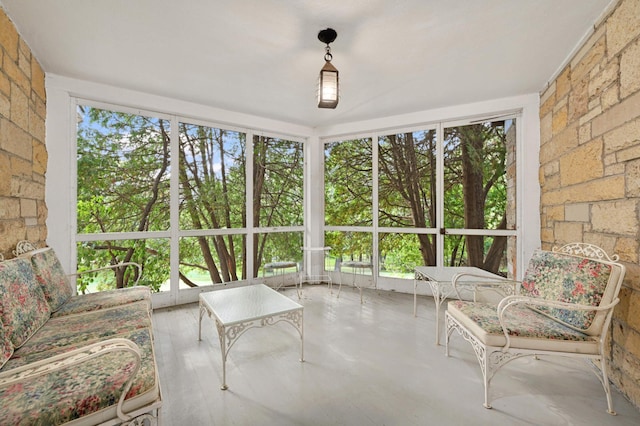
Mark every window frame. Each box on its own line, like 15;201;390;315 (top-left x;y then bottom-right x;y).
73;98;306;306
322;114;521;288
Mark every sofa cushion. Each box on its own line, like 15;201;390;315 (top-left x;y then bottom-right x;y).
520;250;612;331
10;301;151;361
27;247;73;312
0;320;14;369
0;258;51;348
0;329;158;426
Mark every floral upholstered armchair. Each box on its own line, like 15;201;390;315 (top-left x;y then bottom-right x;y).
445;243;626;415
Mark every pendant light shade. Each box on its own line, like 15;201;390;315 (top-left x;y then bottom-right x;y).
317;28;339;109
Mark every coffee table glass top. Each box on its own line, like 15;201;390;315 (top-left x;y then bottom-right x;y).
199;284;303;326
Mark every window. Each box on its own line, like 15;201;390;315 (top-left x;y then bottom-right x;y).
324;138;373;273
76;104;304;295
76;106;171;292
324;117;517;283
178;122;246;286
441;120;516;273
378;129;438;276
253;135;304;278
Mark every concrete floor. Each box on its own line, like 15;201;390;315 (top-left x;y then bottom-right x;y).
152;284;640;425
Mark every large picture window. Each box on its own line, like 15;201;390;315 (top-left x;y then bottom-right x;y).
74;99;520;301
324;117;517;282
76;104;304;295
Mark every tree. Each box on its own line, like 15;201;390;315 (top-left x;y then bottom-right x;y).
443;122;510;272
77;107;171;291
378;130;437;265
179;123;245;283
77;106;304;291
252;135;304;277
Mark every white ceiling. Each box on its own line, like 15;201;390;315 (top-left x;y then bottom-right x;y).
1;0;613;128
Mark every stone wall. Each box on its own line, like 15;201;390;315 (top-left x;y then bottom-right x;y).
539;0;640;408
0;7;47;259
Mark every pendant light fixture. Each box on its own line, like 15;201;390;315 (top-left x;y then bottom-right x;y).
317;28;339;109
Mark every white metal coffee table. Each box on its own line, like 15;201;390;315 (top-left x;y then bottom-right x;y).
414;266;515;345
198;284;304;390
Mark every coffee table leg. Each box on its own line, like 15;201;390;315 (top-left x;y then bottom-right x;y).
300;312;305;362
413;278;418;316
215;320;229;390
427;281;443;345
198;302;207;341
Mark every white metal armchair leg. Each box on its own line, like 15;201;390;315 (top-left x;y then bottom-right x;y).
445;312;493;408
445;311;522;410
599;355;616;415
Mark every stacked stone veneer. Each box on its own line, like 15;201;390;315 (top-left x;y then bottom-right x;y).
0;7;47;259
540;0;640;408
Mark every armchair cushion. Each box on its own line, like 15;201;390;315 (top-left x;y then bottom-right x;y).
27;247;73;312
520;250;611;331
448;300;598;354
0;258;51;348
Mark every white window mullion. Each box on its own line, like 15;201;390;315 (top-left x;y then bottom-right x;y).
372;133;379;287
246;130;255;282
169;115;180;304
70;97;80;276
435;122;445;267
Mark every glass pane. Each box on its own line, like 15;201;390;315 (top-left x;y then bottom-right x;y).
379;233;435;278
443;119;515;231
378;130;436;228
180;235;245;285
179;123;246;229
443;234;513;276
76;238;169;293
76;106;170;233
253;231;303;278
324;139;373;226
253;136;304;227
443;119;516;270
325;231;373;273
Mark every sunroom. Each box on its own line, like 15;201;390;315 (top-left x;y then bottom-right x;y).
1;0;640;424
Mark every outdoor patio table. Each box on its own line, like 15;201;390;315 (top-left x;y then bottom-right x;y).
414;266;513;345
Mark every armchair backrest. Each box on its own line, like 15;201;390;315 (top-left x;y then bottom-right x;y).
520;248;625;335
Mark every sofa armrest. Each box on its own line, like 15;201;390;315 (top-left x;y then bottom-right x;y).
496;295;620;350
0;338;142;422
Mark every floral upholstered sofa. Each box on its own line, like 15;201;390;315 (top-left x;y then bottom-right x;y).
445;243;625;415
0;247;162;425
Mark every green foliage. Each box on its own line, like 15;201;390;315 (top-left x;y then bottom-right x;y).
325;120;513;275
77;104;512;290
324;139;373;226
77;107;304;289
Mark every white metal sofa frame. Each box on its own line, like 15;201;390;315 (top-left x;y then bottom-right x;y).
444;243;626;415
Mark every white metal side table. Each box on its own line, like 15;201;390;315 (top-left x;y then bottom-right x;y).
300;246;332;292
339;260;374;303
263;261;300;297
414;266;514;345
